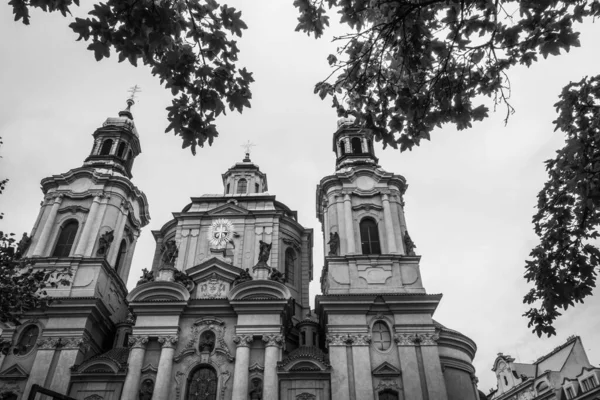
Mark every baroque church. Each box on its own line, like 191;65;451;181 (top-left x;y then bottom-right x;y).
0;100;482;400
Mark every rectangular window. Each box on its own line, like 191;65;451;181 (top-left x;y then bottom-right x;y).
566;387;575;399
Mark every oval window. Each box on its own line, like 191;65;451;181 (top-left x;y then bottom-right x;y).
372;321;391;351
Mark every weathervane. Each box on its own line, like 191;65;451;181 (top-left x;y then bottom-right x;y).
241;140;256;160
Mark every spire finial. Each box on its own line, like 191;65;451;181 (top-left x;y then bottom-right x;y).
125;85;141;111
241;140;256;161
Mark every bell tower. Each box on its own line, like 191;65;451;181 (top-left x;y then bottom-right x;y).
315;118;479;400
0;97;150;398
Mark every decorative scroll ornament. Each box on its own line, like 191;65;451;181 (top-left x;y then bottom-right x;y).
129;335;149;349
282;237;302;252
62;337;91;352
233;335;253;348
158;336;179;348
36;338;61;350
326;334;350;346
374;380;400;391
418;333;439;346
262;334;284;348
296;393;316;400
349;334;371;346
208;219;234;248
394;333;418;346
198;273;228;298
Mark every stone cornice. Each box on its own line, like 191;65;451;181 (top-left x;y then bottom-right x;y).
394;332;439;346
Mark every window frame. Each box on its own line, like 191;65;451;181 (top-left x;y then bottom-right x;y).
360;217;381;255
52;219;79;257
14;324;40;357
371;320;392;352
285;248;296;285
115;239;128;273
237;179;248;194
99;139;113;155
351;137;362;154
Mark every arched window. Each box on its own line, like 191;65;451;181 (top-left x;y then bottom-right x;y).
379;389;399;400
339;140;346;156
360;218;380;255
99;139;113;155
226;183;230;194
115;239;127;273
116;142;126;158
14;325;39;356
351;137;362;154
285;248;295;284
126;150;133;169
536;381;549;392
367;139;373;154
187;366;217;400
504;376;509;386
52;220;79;257
300;331;306;345
237;179;247;194
255;183;260;193
372;321;391;351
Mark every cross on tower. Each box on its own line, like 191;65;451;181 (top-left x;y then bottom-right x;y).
241;140;256;160
127;85;142;102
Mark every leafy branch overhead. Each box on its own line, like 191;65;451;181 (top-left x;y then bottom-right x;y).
8;0;254;154
294;0;597;151
524;76;600;337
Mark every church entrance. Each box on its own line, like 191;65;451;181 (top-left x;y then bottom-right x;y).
186;366;218;400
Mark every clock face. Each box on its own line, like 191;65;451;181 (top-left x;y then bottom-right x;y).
208;219;234;248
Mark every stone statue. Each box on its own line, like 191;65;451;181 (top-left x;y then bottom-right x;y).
269;267;285;283
15;232;31;259
136;268;154;286
138;378;154;400
249;378;263;400
258;240;272;263
173;269;194;291
404;231;416;256
160;239;178;268
96;230;114;257
232;268;253;286
327;232;339;256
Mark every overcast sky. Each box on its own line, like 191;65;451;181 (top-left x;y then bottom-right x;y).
1;1;599;392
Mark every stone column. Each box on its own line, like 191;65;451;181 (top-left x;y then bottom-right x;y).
418;333;448;400
84;195;109;255
22;337;60;398
262;334;283;400
72;195;102;256
152;335;178;400
335;195;347;255
343;194;355;254
350;335;374;400
121;336;149;400
231;335;253;400
31;195;63;256
381;194;397;253
395;334;424;400
327;334;351;400
49;337;90;394
107;202;129;266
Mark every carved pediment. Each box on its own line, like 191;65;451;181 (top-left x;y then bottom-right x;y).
207;203;249;216
372;362;401;377
187;257;241;283
0;363;29;380
196;273;230;299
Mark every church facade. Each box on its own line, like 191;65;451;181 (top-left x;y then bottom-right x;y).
0;103;481;400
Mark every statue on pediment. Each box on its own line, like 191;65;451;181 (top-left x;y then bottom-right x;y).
327;232;339;255
96;230;114;257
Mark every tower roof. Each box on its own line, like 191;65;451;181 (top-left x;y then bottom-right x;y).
102;98;138;137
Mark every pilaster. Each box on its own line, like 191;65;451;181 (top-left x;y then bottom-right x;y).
31;195;63;256
231;335;253;400
152;335;178;400
262;334;283;400
326;334;351;400
121;335;149;400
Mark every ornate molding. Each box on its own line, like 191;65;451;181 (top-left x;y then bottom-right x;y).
296;393;316;400
374;379;400;391
394;332;439;346
61;337;91;352
326;334;350;346
282;237;301;252
262;334;283;348
58;205;89;214
349;334;371;346
233;335;253;348
129;335;149;349
158;335;179;349
248;363;264;373
36;337;61;350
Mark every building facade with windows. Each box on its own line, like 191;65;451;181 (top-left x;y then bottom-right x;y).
488;336;600;400
0;107;481;400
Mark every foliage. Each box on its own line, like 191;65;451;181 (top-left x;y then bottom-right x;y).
8;0;254;154
295;0;600;335
524;76;600;337
294;0;598;150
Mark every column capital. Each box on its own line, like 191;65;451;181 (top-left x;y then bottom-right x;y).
262;334;283;348
158;335;179;349
326;334;350;347
61;336;91;352
348;334;371;346
394;332;439;346
233;335;254;348
36;337;61;350
128;335;149;349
